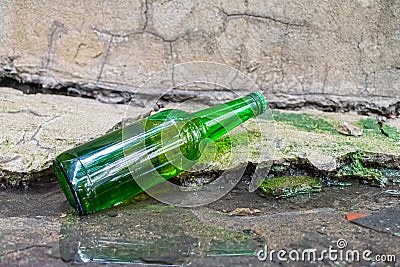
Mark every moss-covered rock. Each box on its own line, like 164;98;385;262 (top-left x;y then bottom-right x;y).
336;151;388;186
271;109;400;176
2;94;400;189
259;175;322;198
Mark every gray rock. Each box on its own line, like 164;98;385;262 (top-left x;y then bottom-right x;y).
0;87;149;186
336;122;363;136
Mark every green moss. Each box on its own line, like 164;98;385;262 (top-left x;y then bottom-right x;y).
215;135;233;153
381;124;400;142
198;130;261;165
272;110;337;134
357;118;400;142
357;118;381;134
336;151;387;186
199;136;232;164
259;175;322;198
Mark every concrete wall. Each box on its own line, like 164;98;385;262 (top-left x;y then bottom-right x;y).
1;0;399;110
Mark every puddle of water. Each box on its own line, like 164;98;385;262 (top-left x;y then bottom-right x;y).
59;201;263;266
76;235;198;266
205;178;400;217
381;168;400;196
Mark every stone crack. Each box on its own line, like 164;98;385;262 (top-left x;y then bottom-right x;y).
220;9;307;28
16;115;61;150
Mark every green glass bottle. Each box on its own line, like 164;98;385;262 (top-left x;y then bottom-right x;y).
54;92;267;215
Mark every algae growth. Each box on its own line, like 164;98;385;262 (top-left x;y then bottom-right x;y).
357;118;400;142
272;110;337;134
336;151;387;186
259;175;322;198
196;130;262;169
357;118;381;134
190;110;399;191
273;110;399;144
381;124;400;142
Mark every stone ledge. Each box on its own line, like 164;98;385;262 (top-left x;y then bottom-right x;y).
1;88;399;188
0;87;150;186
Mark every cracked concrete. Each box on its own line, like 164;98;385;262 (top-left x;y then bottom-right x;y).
0;0;399;114
0;87;150;186
219;8;307;27
42;21;68;71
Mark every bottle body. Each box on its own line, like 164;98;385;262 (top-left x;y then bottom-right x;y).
54;92;267;215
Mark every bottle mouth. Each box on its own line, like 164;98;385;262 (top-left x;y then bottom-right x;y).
248;92;267;116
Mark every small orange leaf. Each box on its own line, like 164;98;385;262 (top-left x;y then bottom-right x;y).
345;212;367;221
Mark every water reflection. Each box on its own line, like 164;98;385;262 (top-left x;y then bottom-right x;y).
77;235;198;265
59;202;263;266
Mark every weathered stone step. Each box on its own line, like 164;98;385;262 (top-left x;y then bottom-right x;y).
1;87;399;188
0;87;149;186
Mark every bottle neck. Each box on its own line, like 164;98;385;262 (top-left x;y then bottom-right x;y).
193;92;267;141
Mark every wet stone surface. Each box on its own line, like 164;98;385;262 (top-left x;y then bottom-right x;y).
0;177;399;266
